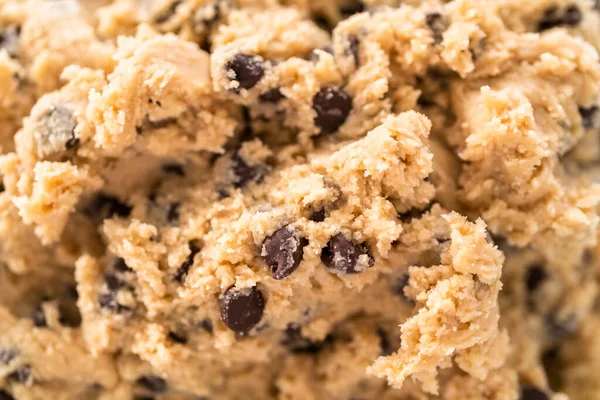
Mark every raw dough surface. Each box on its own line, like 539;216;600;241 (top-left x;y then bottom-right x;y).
0;0;600;399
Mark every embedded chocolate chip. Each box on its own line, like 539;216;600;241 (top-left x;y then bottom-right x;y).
347;35;360;66
31;304;47;328
376;328;394;356
231;153;267;188
137;375;167;393
220;286;265;333
200;319;213;333
425;11;448;43
225;54;265;90
0;390;14;400
113;257;132;272
578;106;599;129
173;240;201;282
312;86;352;135
167;202;180;222
104;274;127;291
0;349;16;364
525;265;547;292
168;331;187;344
321;233;374;274
520;384;550;400
98;293;131;314
8;365;31;383
154;0;182;24
309;208;326;222
259;88;285;103
0;182;4;193
162;163;185;176
261;225;308;280
563;5;582;26
35;104;78;156
281;324;329;353
538;5;581;31
340;0;365;16
85;193;132;219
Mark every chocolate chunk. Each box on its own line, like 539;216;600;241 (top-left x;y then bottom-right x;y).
525;264;547;292
259;88;285;103
538;6;581;31
321;233;374;274
563;5;582;26
376;328;394;356
7;365;31;383
200;319;214;333
231;153;267;188
104;274;127;291
154;0;182;24
173;240;201;283
219;286;265;333
86;193;132;219
225;54;265;90
0;349;16;364
261;225;308;280
168;331;187;344
31;304;47;328
137;375;167;393
520;384;550;400
347;35;360;66
0;390;14;400
312;86;352;135
167;202;180;222
425;11;448;43
113;257;132;272
578;106;599;129
98;292;131;314
309;208;326;222
281;324;328;353
162;163;185;176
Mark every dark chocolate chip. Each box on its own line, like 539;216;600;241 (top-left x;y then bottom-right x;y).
225;54;265;90
309;208;326;222
281;324;328;353
168;331;187;344
154;0;182;24
340;0;365;16
0;182;4;193
261;225;308;280
578;106;599;129
167;202;180;222
525;265;547;292
425;11;447;43
520;384;550;400
162;163;185;176
173;240;201;283
231;153;267;188
321;233;374;274
347;35;360;66
98;293;131;314
7;365;31;383
86;194;132;219
376;328;394;356
312;86;352;135
563;5;582;26
0;349;17;364
65;137;80;150
538;5;581;31
220;286;265;333
114;257;132;272
0;390;14;400
31;304;47;328
104;274;126;291
258;88;285;103
137;375;167;393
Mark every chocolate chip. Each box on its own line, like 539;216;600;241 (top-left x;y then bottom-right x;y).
538;5;581;31
113;257;132;272
154;0;182;24
520;384;549;400
167;202;180;222
281;324;329;353
340;0;365;16
347;35;360;66
578;106;599;129
563;5;582;26
309;208;326;222
220;286;265;333
312;86;352;135
261;225;308;280
259;88;285;103
321;233;374;274
525;265;547;292
225;54;265;90
200;319;213;333
31;304;47;328
0;390;14;400
0;349;16;364
8;365;31;383
173;240;201;283
168;331;187;344
104;274;126;291
231;153;267;188
425;11;448;43
162;163;185;176
85;193;132;219
376;328;394;356
137;375;167;393
98;293;131;314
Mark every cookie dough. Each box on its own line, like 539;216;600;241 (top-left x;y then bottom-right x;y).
0;0;599;399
